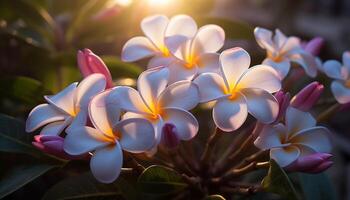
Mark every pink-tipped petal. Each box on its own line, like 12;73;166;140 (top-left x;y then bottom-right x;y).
304;37;324;56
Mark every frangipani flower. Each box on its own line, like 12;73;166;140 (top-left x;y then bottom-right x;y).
110;67;199;146
164;23;225;83
64;90;155;183
254;107;331;167
122;14;198;68
26;74;106;136
254;27;318;79
194;48;281;132
323;51;350;104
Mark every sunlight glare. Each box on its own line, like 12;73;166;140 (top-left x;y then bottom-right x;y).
114;0;133;7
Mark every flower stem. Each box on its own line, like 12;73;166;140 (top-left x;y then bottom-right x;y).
317;103;340;123
200;127;221;174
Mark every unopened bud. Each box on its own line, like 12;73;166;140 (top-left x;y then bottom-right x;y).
291;82;324;111
161;123;180;149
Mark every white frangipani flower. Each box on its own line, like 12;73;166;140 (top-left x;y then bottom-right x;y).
165;24;225;83
193;48;281;132
64;89;155;183
254;107;331;167
323;51;350;104
26;74;106;136
110;67;199;146
254;27;318;79
121;14;198;68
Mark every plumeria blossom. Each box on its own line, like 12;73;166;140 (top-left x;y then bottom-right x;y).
122;14;198;68
109;67;199;147
323;51;350;104
254;107;331;167
164;22;225;83
194;47;281;132
26;74;106;136
64;90;155;183
254;27;318;79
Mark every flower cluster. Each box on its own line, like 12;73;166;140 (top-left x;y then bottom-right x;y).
26;14;337;185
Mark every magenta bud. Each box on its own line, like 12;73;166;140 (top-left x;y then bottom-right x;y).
77;49;113;88
285;153;333;173
291;82;324;111
33;135;89;160
92;5;121;22
273;91;290;123
161;123;180;149
304;37;324;56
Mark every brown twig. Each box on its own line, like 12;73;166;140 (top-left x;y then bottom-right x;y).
200;127;221;174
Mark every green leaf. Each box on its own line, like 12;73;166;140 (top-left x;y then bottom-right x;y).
204;194;226;200
137;165;187;196
101;56;143;79
0;114;42;156
262;160;299;200
0;76;49;105
43;172;139;200
298;173;337;200
0;164;56;199
196;17;253;40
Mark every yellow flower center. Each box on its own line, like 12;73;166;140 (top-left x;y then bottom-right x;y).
267;51;284;63
185;54;198;69
160;45;170;57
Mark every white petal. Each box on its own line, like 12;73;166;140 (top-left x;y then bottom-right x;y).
121;36;156;62
66;109;88;133
237;65;281;93
122;112;164;145
273;29;287;50
137;67;169;111
158;80;199;110
331;81;350;104
40;119;71;136
141;15;168;49
163;108;199;140
165;15;197;38
241;88;279;124
220;48;251;90
44;82;77;115
193;73;227;103
167;61;197;84
164;35;190;61
263;58;290;79
109;86;150;114
90;142;123;183
75;74;106;108
213;95;248;132
254;124;285;150
289;53;318;77
270;146;300;167
147;56;175;68
64;126;109;155
323;60;345;80
118;118;155;153
254;27;275;52
343;51;350;68
290;127;331;153
280;36;301;55
89;90;121;137
285;107;316;135
26;104;67;132
196;53;220;74
191;25;225;56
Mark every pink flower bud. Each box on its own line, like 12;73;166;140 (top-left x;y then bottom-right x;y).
33;135;89;160
303;37;324;56
92;5;121;22
77;49;113;88
273;91;290;123
285;153;333;173
161;123;180;149
290;82;324;111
